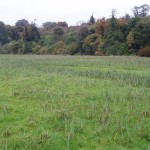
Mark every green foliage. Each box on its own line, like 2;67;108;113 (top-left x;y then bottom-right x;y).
25;24;40;42
0;55;150;149
132;19;150;50
39;35;57;54
105;42;128;55
0;4;150;56
40;35;55;47
78;27;90;40
63;32;77;45
127;17;141;30
0;21;8;44
66;42;78;55
32;44;41;54
126;31;135;53
126;31;134;48
37;46;48;55
104;28;125;55
23;41;33;53
77;26;90;54
83;33;103;55
52;41;67;55
53;27;64;40
3;40;23;54
8;26;21;41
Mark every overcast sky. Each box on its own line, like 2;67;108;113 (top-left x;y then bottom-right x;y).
0;0;150;26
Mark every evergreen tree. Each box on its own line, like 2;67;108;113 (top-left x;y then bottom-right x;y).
0;21;8;44
103;10;127;55
89;15;95;24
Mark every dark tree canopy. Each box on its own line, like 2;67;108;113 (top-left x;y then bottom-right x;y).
58;22;68;28
89;15;95;24
0;21;8;44
53;27;64;40
43;22;57;29
16;19;29;27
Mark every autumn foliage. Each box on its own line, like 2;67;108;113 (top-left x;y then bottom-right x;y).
138;47;150;57
95;18;106;36
0;4;150;56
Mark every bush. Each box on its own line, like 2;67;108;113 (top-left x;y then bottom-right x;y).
37;47;48;55
0;41;23;54
31;42;48;54
32;45;41;54
52;41;67;55
138;46;150;57
67;42;78;55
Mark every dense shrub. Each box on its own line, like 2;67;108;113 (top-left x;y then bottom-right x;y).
66;42;78;55
36;46;48;55
1;40;23;54
32;45;41;54
52;41;67;55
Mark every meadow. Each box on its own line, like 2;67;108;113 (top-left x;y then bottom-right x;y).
0;55;150;150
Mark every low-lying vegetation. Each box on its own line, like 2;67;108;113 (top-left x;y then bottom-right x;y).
0;55;150;149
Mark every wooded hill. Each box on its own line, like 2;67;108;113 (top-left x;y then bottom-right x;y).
0;4;150;56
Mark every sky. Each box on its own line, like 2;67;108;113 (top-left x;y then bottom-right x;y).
0;0;150;27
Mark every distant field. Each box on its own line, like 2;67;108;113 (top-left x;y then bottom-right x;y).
0;55;150;150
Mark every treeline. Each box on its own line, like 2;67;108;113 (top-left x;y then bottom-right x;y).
0;4;150;56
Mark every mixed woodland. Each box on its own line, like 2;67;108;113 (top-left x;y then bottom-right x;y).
0;4;150;56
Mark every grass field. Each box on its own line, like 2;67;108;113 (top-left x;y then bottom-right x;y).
0;55;150;150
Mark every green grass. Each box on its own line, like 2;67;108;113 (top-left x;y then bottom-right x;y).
0;55;150;150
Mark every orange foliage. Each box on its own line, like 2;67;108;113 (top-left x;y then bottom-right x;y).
138;46;150;57
95;18;106;36
118;18;128;28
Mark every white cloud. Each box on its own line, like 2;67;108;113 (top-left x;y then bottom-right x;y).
0;0;150;26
